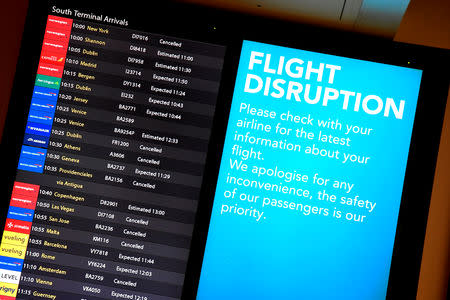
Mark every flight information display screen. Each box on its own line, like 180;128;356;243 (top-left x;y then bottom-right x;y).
196;40;423;300
0;9;225;300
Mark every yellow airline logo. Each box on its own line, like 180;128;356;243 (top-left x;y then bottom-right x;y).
0;281;18;297
0;244;26;259
1;231;29;247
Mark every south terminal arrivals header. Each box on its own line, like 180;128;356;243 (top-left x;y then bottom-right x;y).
51;6;128;26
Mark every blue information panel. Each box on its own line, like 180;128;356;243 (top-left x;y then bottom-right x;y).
197;40;422;300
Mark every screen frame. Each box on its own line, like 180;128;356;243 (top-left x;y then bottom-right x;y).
0;1;448;299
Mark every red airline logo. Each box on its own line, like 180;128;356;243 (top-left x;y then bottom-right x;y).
38;62;64;77
40;49;66;66
44;28;70;42
10;182;39;210
11;182;39;199
3;219;32;235
42;40;68;54
9;196;37;210
46;15;73;33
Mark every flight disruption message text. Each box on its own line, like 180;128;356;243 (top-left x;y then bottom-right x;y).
197;40;422;300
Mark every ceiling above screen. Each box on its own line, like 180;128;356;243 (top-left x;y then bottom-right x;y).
178;0;411;37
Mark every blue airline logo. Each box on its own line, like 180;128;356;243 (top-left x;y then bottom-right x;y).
32;86;59;102
19;145;47;161
18;146;47;173
27;108;54;125
25;122;51;137
30;98;56;113
23;133;49;148
7;207;34;222
0;256;23;272
17;158;44;173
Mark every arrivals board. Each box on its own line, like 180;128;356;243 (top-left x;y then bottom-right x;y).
0;9;225;300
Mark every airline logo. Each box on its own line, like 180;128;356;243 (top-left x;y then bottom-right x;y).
46;15;73;32
0;270;21;285
42;40;68;53
1;231;29;248
40;50;66;66
0;256;23;273
23;133;49;148
0;244;26;260
11;182;39;200
44;28;70;42
38;62;64;78
35;74;60;89
31;98;56;114
33;86;59;101
27;108;55;125
3;219;31;235
0;281;18;297
18;146;47;173
7;207;34;223
17;158;44;173
19;146;47;161
9;192;37;209
25;122;51;137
